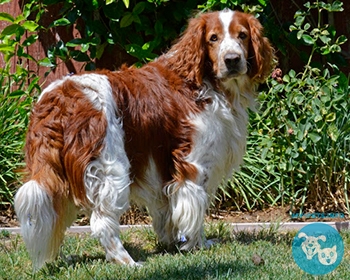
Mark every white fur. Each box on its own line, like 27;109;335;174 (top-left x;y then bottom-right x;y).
165;180;208;249
189;80;251;193
218;10;248;78
81;74;135;264
130;158;171;244
14;181;57;269
37;78;65;102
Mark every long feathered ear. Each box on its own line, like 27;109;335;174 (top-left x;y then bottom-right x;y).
166;15;207;87
247;15;275;83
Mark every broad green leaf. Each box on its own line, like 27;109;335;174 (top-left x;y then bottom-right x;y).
331;0;343;12
327;123;339;141
81;43;90;52
297;30;304;40
51;18;71;27
336;35;347;45
1;24;22;36
320;46;330;55
0;44;15;52
66;38;85;47
308;132;321;143
22;34;38;46
295;15;305;27
71;51;90;62
319;35;331;44
314;114;323;123
96;42;107;59
132;14;141;25
18;52;35;61
133;2;146;15
120;12;134;28
289;69;296;78
38;57;55;67
0;12;14;22
302;34;314;45
282;75;290;83
294;93;304;105
22;20;39;32
329;44;341;53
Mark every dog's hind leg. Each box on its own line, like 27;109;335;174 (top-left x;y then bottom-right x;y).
84;132;136;265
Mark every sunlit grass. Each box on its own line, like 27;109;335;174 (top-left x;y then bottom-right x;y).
1;224;349;279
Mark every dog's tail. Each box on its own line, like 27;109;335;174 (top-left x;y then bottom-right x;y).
14;180;77;270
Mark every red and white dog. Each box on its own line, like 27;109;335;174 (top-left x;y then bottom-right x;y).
15;9;273;269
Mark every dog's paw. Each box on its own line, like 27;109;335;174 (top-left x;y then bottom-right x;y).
204;238;220;248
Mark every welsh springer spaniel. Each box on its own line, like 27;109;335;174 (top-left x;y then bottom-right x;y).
15;9;274;269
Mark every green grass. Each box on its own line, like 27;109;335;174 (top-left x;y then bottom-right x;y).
1;224;350;279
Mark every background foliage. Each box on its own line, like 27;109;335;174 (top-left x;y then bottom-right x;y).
0;0;349;216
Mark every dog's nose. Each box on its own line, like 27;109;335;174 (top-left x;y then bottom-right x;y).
224;53;241;70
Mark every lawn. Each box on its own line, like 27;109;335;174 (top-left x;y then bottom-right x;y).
1;223;349;279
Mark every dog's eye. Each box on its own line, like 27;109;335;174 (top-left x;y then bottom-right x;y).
210;34;218;42
239;32;247;40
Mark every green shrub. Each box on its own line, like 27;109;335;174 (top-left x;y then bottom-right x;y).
0;1;43;207
243;0;350;214
41;0;266;69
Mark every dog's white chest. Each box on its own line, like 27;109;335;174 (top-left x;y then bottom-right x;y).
187;88;249;193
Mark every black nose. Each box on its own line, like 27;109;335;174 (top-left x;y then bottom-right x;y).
224;53;241;70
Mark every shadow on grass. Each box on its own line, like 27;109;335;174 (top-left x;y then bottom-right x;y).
128;258;258;280
41;243;259;279
41;243;154;275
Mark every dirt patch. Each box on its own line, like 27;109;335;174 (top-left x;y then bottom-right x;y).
1;205;348;228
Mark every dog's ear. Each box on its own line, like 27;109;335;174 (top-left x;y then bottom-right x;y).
166;14;207;87
298;232;308;239
247;14;275;83
317;235;327;242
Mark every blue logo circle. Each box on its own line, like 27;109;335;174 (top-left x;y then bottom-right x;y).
292;223;344;275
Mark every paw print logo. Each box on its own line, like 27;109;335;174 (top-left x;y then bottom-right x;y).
292;223;344;275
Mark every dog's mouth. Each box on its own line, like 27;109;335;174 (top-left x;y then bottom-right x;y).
218;68;247;82
218;64;248;80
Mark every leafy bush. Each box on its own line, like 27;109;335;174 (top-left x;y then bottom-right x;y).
0;1;42;207
40;0;267;69
242;0;350;214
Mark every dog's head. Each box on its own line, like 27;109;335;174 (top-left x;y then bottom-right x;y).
298;232;326;260
167;9;274;87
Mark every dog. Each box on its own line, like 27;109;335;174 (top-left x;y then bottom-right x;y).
298;232;326;260
14;9;274;270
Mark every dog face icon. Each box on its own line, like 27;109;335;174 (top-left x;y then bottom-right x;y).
298;232;326;260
